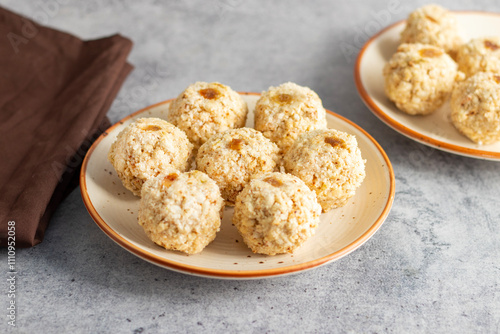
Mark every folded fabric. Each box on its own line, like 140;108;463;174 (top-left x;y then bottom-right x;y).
0;6;133;247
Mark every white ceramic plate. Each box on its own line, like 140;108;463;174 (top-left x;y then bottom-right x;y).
355;11;500;160
80;93;395;279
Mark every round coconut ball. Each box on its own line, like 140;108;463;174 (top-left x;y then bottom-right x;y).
108;118;193;196
196;127;280;205
400;4;462;57
456;37;500;78
450;71;500;145
233;172;321;256
168;81;248;150
284;129;365;212
254;82;327;154
383;43;461;115
138;170;224;255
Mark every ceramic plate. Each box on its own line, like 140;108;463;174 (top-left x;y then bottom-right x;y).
354;11;500;161
80;93;395;279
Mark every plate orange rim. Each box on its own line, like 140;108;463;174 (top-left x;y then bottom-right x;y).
354;11;500;161
79;93;395;279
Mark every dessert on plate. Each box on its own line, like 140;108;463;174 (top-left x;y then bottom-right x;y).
400;4;462;57
108;118;193;196
168;81;248;150
233;172;321;256
138;170;224;255
284;129;366;212
383;43;460;115
451;71;500;145
196;127;280;205
254;82;327;154
456;37;500;78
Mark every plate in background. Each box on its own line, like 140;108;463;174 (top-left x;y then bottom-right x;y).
80;93;395;279
355;11;500;161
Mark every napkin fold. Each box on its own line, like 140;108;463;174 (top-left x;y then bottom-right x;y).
0;6;133;247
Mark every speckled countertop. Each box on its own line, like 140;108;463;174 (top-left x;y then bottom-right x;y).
1;0;499;333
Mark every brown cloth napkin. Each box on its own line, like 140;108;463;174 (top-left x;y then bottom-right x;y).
0;7;133;247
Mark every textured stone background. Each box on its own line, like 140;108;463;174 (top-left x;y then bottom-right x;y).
1;0;499;333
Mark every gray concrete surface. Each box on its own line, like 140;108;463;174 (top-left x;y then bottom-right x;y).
1;0;499;333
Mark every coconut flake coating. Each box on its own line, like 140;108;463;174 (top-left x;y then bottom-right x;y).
283;129;365;212
108;118;194;196
138;170;224;255
254;82;327;154
450;72;500;145
383;43;460;115
233;172;321;256
456;37;500;78
400;4;462;56
168;82;248;150
196;127;280;205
